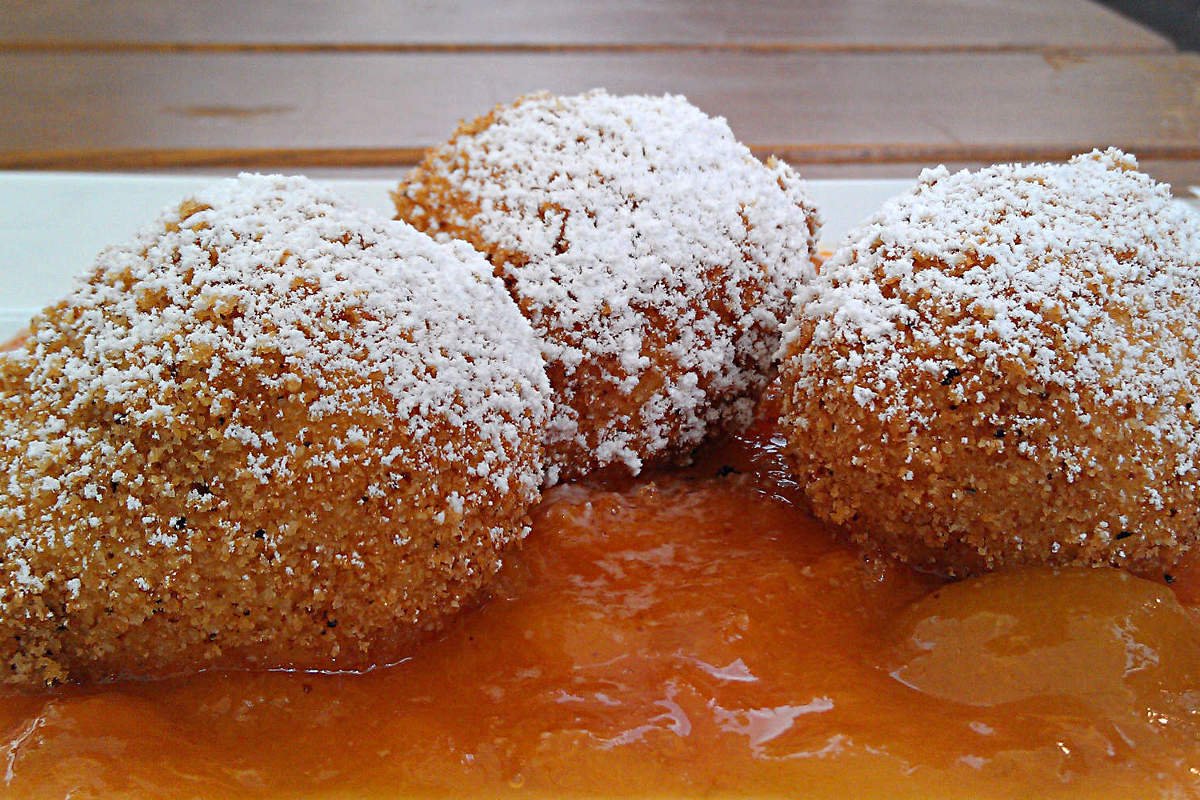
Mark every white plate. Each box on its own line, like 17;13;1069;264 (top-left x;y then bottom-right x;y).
0;172;917;341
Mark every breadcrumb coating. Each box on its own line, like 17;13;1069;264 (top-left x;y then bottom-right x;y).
778;149;1200;576
394;89;820;483
0;174;551;686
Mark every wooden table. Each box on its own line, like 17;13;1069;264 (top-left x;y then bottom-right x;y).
2;0;1199;188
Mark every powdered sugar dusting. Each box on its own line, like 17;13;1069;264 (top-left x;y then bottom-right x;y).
1;173;551;612
398;90;819;480
781;148;1200;530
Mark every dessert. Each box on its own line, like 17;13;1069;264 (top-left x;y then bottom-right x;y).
2;161;1200;799
0;174;551;685
777;149;1200;576
393;90;820;483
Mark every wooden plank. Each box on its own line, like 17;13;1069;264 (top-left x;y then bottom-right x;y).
1;51;1197;170
0;0;1172;52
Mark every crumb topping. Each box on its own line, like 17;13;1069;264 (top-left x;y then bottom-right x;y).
780;149;1200;564
398;90;819;478
1;174;552;682
13;173;546;492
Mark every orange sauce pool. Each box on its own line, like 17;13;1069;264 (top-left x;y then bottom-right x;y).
3;414;1200;799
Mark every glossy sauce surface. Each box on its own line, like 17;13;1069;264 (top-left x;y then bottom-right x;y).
2;413;1200;799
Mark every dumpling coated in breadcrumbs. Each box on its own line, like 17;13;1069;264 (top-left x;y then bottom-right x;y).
777;149;1200;577
0;174;551;685
394;89;820;483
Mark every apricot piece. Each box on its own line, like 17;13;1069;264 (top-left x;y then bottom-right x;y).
889;566;1200;718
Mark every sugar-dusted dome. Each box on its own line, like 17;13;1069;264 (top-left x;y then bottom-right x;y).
0;174;551;685
395;90;820;483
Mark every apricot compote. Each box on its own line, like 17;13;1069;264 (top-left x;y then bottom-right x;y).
2;412;1199;798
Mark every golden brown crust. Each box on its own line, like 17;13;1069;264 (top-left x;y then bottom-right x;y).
1;175;551;685
778;150;1200;576
395;90;820;483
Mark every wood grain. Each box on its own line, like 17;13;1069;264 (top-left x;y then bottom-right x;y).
0;0;1171;52
2;51;1198;170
